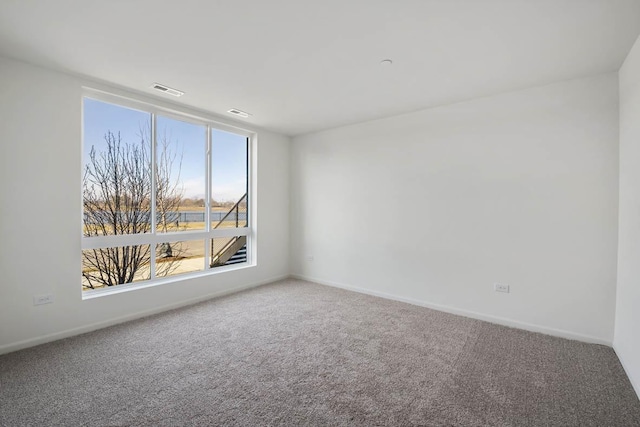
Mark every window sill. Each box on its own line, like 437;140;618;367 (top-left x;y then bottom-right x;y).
81;262;255;300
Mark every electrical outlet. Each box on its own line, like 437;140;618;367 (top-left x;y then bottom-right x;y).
306;255;314;262
494;283;510;293
33;294;55;306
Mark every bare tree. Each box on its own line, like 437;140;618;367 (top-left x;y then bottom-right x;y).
156;130;184;235
154;130;185;278
82;130;185;289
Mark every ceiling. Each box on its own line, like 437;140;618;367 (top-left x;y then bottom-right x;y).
1;1;639;136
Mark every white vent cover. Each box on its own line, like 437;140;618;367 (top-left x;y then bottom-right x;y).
151;83;184;97
227;108;251;118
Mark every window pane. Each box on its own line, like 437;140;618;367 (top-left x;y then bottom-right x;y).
83;99;151;236
211;130;248;229
155;239;205;278
156;116;206;233
82;245;151;290
210;236;247;268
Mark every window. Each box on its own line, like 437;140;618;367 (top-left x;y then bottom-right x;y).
82;95;252;294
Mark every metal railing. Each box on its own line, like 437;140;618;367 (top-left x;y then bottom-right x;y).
210;193;248;267
213;193;247;230
83;210;247;225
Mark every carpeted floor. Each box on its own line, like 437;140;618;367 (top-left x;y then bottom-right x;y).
1;279;639;426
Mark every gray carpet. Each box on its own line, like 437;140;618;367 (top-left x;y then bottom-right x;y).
1;279;639;426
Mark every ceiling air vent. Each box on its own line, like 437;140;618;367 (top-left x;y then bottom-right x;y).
151;83;184;97
227;108;251;118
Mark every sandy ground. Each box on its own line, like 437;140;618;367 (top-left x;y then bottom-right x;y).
82;235;240;291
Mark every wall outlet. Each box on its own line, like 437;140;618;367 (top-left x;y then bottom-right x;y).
494;283;510;293
33;294;55;306
306;255;314;262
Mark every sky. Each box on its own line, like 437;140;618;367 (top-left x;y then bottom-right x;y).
83;98;247;202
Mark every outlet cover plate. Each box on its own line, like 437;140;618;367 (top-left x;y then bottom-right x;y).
33;294;55;306
494;283;510;293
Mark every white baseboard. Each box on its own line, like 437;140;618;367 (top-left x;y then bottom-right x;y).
3;273;613;356
0;274;289;356
290;274;612;346
613;343;640;400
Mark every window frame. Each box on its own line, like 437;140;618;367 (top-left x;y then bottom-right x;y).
81;88;256;299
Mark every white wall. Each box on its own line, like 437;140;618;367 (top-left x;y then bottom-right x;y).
291;74;619;344
0;53;625;355
0;56;290;353
615;34;640;397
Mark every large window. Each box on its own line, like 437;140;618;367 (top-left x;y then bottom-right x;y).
82;95;251;294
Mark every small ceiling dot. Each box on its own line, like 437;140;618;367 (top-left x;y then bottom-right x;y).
380;59;393;65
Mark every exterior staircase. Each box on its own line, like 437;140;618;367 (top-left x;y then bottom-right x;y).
224;244;247;265
210;235;247;267
209;193;248;267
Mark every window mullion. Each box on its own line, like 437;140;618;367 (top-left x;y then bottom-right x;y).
204;127;212;269
150;112;157;279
